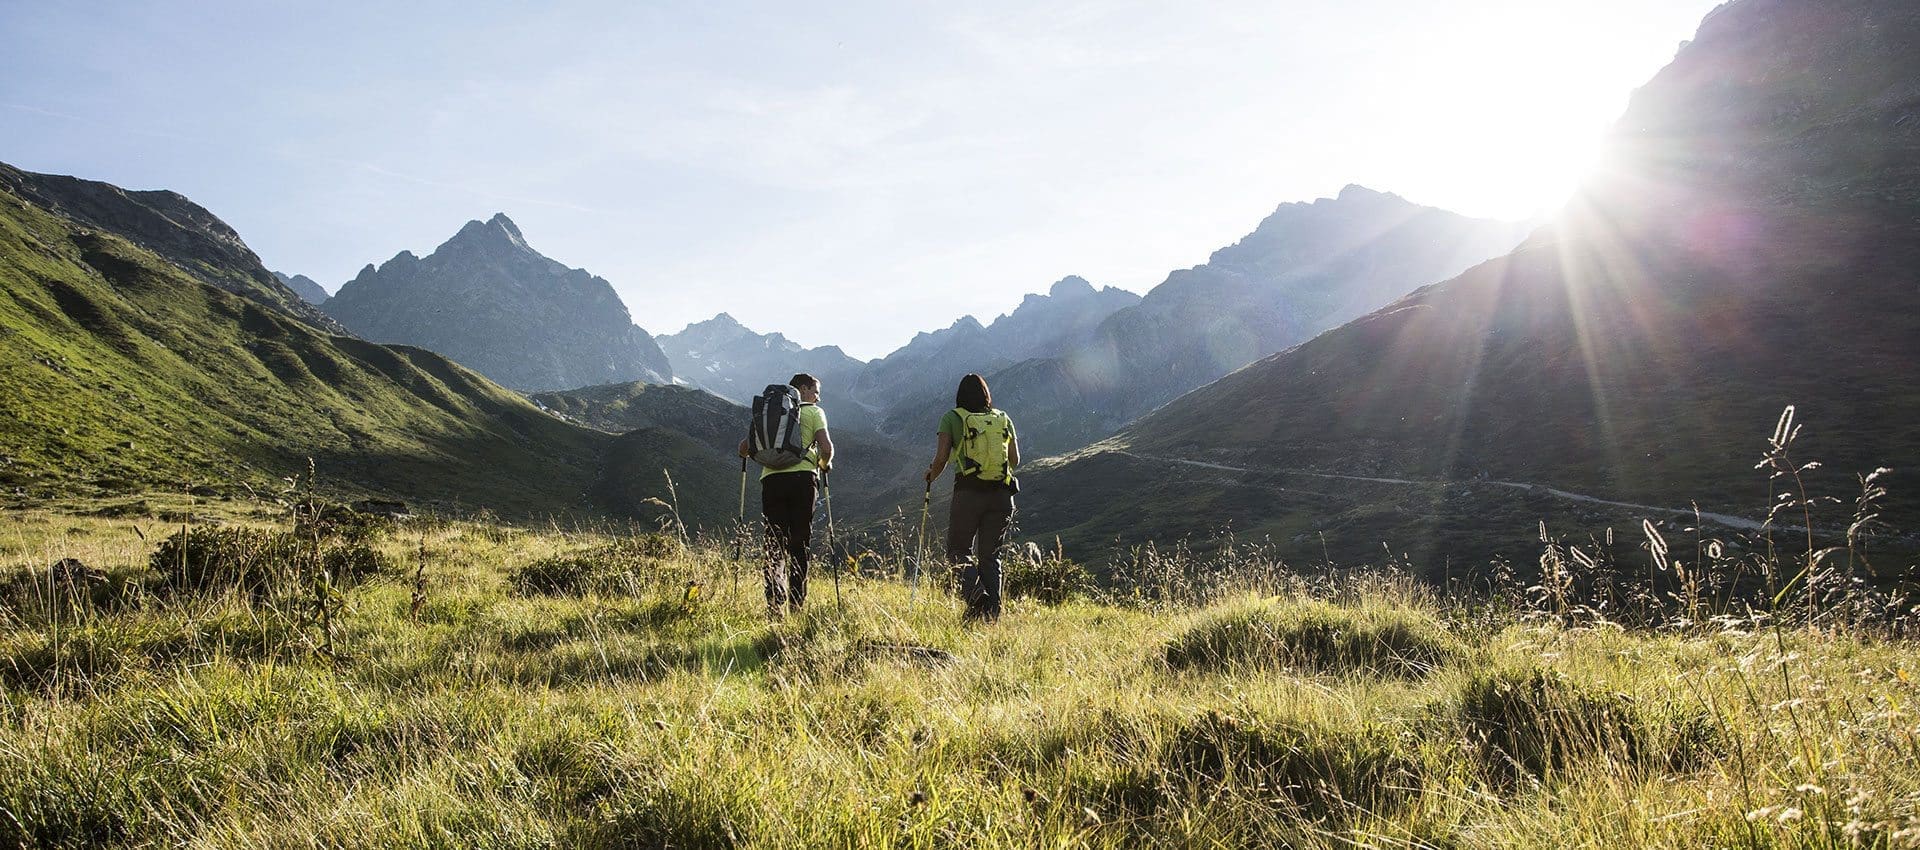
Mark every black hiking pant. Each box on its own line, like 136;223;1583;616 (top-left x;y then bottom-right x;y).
761;471;817;613
948;485;1013;620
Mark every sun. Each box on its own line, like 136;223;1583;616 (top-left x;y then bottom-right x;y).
1377;4;1663;222
1405;89;1615;222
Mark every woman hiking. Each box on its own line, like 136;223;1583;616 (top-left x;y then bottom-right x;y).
923;373;1019;622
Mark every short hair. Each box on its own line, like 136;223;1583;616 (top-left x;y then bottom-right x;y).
955;373;991;412
789;373;819;391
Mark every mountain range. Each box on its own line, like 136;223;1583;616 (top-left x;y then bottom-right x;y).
847;275;1141;418
1017;0;1920;570
657;313;865;407
323;214;673;392
7;0;1911;578
946;189;1530;455
0;163;613;515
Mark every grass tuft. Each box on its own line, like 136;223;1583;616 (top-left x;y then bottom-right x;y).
1163;595;1461;677
1455;666;1717;782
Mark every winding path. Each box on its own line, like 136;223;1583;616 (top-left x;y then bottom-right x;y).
1111;450;1770;532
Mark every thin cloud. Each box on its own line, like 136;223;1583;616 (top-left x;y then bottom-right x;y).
1;101;201;144
318;157;619;215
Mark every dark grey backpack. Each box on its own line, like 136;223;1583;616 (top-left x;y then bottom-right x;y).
749;384;811;468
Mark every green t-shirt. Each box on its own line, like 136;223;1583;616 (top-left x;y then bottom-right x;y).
761;404;828;480
940;407;1016;488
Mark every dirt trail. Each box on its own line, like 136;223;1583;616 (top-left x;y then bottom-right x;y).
1114;451;1769;532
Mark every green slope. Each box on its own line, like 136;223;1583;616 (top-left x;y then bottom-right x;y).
534;381;751;530
532;382;743;452
1020;0;1920;570
538;380;926;533
0;163;612;516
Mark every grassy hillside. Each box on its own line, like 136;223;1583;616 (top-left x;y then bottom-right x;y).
540;380;928;535
0;165;612;517
532;382;743;452
3;508;1918;847
1020;0;1920;570
0;164;339;332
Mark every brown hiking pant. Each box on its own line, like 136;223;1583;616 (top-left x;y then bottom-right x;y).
948;485;1013;618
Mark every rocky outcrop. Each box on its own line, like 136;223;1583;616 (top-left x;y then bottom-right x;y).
323;213;672;392
273;272;330;305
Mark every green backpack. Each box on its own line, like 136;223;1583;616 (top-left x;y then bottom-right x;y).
955;407;1014;485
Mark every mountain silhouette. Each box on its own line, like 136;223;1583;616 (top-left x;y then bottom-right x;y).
1019;0;1920;568
324;213;672;392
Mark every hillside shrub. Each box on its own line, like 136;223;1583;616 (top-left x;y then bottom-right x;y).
0;560;139;622
506;535;682;597
148;527;389;597
508;553;607;597
293;502;394;546
1163;597;1460;677
608;532;684;561
1005;547;1094;606
150;527;299;595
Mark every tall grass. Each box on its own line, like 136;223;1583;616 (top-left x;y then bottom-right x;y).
1;406;1917;847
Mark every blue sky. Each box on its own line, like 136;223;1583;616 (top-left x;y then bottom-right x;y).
2;0;1721;359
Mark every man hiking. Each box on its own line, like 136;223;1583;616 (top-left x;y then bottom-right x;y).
739;373;834;616
923;373;1018;622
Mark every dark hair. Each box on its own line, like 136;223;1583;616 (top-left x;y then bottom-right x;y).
954;373;991;413
789;373;819;391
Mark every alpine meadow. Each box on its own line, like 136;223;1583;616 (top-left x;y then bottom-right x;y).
5;0;1920;847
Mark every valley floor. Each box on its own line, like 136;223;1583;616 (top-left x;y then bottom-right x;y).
1;503;1918;848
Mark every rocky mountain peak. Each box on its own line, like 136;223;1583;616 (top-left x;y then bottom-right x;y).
657;313;866;407
272;271;331;305
1334;184;1395;203
441;212;530;254
322;215;671;391
670;312;758;351
1047;275;1096;298
688;312;750;334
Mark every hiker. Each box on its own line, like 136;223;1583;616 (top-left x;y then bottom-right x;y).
923;373;1019;621
739;373;833;615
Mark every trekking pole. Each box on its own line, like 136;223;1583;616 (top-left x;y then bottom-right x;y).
734;457;747;593
913;480;931;601
823;470;842;615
